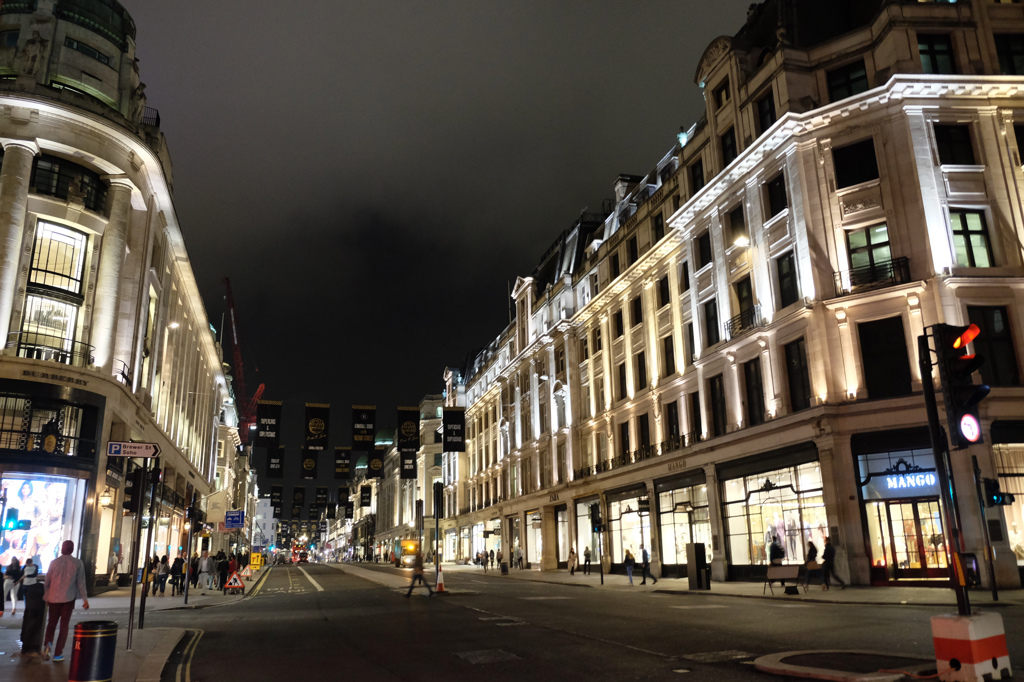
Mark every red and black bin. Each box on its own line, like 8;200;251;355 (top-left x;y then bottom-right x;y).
69;621;118;682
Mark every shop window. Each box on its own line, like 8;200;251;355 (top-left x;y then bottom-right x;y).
704;299;720;347
858;316;913;399
833;138;879;189
627;236;639;265
934;124;975;165
690;158;705;193
653;213;665;242
777;251;799;309
721;461;825;567
995;34;1024;75
756;90;776;135
0;474;89;573
721;127;738;166
968;306;1020;387
950;209;993;268
617;362;627;401
728;204;746;245
708;374;727;437
614;310;624;338
607;491;652;564
658;275;670;308
744;357;765;427
696;231;713;269
658;482;711;568
765;173;788;218
662;335;675;377
635;351;647;391
785;338;812;412
827;59;869;102
919;33;955;74
631;295;643;327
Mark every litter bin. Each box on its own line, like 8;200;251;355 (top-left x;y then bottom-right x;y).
69;621;118;682
500;562;508;575
686;543;709;590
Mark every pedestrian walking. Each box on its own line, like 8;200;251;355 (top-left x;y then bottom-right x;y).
20;560;43;657
624;549;636;585
404;550;434;597
190;552;200;589
218;552;230;593
583;546;591;575
170;555;184;596
496;549;503;570
822;537;845;590
1;557;22;616
489;549;495;569
157;555;170;596
516;546;524;570
639;544;657;585
568;548;577;576
150;555;160;595
42;540;90;662
804;541;819;589
481;551;488;573
197;550;214;594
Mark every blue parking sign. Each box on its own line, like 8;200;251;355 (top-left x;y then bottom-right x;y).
225;511;244;529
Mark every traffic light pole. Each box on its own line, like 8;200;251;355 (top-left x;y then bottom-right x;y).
918;333;970;616
125;458;147;651
971;455;999;602
138;459;160;629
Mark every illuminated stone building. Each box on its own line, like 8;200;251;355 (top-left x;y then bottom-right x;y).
0;1;228;592
440;0;1024;588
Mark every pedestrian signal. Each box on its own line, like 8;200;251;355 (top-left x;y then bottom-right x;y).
2;509;30;531
934;323;989;449
983;478;1016;507
590;503;603;533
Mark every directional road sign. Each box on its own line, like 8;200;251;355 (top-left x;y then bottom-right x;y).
225;510;245;529
107;441;161;458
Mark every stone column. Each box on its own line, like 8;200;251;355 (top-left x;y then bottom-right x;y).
91;179;134;372
644;479;663;577
0;141;39;344
704;463;728;581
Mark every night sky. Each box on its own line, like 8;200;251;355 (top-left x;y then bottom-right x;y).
126;1;757;498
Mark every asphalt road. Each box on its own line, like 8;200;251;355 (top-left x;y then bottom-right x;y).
145;564;1023;682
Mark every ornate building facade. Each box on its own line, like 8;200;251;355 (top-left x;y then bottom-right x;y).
440;0;1024;588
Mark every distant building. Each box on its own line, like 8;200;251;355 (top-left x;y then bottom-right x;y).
442;0;1024;588
0;1;230;592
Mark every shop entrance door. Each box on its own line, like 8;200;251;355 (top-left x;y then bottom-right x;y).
868;498;947;581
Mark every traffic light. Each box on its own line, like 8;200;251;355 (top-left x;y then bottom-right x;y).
590;503;603;533
123;465;145;513
934;323;990;449
2;509;29;530
983;478;1016;507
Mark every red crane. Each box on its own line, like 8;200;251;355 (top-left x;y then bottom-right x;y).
224;278;265;443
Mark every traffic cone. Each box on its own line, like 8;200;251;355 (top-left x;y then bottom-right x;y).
436;566;446;593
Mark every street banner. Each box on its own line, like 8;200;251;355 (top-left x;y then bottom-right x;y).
366;444;385;479
352;405;376;452
315;486;328;504
305;403;330;451
291;505;301;518
270;485;283;507
397;406;420;452
443;407;466;452
300;450;318;479
401;451;416;480
334;446;351;479
256;400;283;448
360;485;371;507
345;502;354;519
337;486;349;501
292;486;305;506
326;503;336;519
308;505;319;520
273;505;281;518
267;447;284;478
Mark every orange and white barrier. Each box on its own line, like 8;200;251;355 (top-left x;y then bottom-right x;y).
931;612;1011;681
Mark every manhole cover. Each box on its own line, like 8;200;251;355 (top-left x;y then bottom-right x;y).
456;650;521;664
682;650;753;663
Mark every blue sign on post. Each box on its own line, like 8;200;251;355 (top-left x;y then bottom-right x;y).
225;511;244;529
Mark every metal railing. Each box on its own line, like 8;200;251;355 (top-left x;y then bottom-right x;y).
724;304;762;338
0;1;37;13
140;106;160;127
833;256;910;298
7;332;95;367
0;427;95;459
114;359;132;386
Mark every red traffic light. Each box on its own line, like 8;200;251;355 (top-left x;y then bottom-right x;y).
952;323;980;350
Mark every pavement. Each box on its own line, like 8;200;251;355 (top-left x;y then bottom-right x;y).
0;565;271;682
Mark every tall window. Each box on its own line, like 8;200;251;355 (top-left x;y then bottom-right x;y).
593;326;602;352
637;414;651;451
617;362;627;401
619;421;630;457
657;275;670;308
847;223;892;279
728;205;746;244
635;352;647;391
662;335;675;377
689;391;702;437
919;34;955;74
744;358;765;427
756;90;776;134
664;400;680;440
713;78;730;108
765;173;787;218
777;251;799;309
614;310;625;338
721;127;738;166
827;59;869;102
697;232;713;268
858;317;912;399
631;295;643;327
708;374;727;437
950;210;993;268
833;138;879;189
785;338;812;412
690;159;705;193
610;253;621;279
934;124;975;165
581;335;589;360
686;322;696;362
995;34;1024;75
704;299;720;347
627;237;639;265
968;307;1019;387
653;213;665;242
30;155;108;214
19;222;88;362
681;261;690;292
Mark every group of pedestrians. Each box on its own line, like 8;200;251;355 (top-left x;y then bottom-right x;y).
2;555;40;616
193;549;245;594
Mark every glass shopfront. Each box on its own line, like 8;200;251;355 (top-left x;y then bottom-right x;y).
525;510;542;568
607;487;651;568
575;498;600;564
720;445;825;579
992;422;1024;572
555;506;569;567
0;473;88;573
656;472;711;577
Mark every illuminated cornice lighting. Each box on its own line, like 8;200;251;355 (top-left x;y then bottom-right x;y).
168;321;180;329
733;236;750;248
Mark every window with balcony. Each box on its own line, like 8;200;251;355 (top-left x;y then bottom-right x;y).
833;138;879;189
756;90;776;135
653;213;665;242
827;59;869;102
658;275;670;308
662;335;675;377
689;391;702;438
690;158;705;193
708;374;727;437
631;295;643;326
918;34;955;74
744;357;765;427
777;251;799;309
968;306;1020;387
664;400;680;441
635;351;647;391
637;413;651;453
847;223;892;283
614;310;624;338
728;276;756;336
858;317;912;399
704;299;720;347
995;34;1024;75
765;173;788;218
784;338;812;412
721;127;738;166
934;124;975;165
950;209;993;268
619;421;630;457
30;155;107;214
696;231;713;269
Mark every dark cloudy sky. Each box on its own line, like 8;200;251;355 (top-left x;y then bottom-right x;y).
127;1;756;491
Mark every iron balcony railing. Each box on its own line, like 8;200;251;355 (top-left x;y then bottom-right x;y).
573;431;705;479
7;332;95;367
0;1;38;14
0;425;95;459
833;256;910;298
114;359;132;386
725;304;762;339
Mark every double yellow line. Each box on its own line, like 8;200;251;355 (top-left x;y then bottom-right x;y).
172;629;204;682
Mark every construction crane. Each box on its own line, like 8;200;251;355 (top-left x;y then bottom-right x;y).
224;278;265;443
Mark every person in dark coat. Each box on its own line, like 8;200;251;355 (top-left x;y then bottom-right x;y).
170;555;185;596
639;544;657;585
822;537;845;590
216;551;229;592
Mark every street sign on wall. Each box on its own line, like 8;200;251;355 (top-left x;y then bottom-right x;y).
107;441;161;458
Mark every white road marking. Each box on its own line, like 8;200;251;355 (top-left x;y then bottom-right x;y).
520;596;574;600
670;604;729;609
298;566;324;592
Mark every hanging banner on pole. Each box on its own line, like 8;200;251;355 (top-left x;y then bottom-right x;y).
400;452;416;480
326;503;336;520
352;405;376;452
366;445;385;479
443;407;466;452
305;403;330;451
334;446;351;479
300;450;318;479
256;400;282;448
337;486;349;502
270;485;283;507
396;406;420;452
267;447;284;479
315;486;328;505
360;485;371;507
345;502;354;519
292;486;305;507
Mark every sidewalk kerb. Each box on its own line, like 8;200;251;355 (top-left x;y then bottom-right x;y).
753;650;935;682
135;628;187;682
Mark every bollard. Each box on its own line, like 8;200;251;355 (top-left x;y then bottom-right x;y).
69;621;118;682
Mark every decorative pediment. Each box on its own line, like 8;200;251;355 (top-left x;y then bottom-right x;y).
695;36;732;86
511;276;534;301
